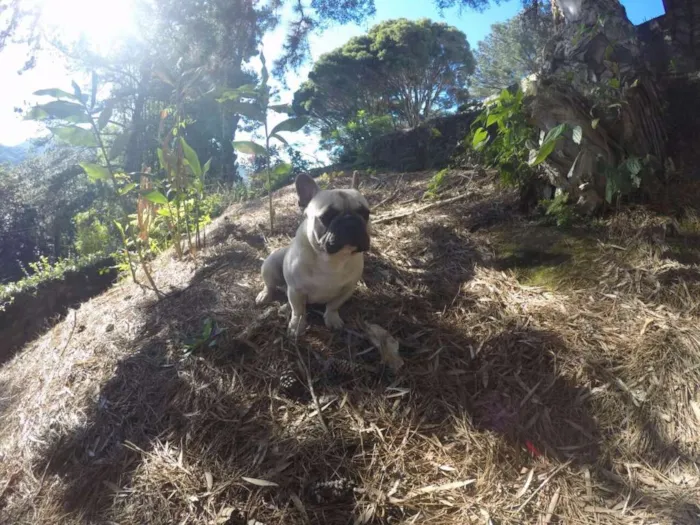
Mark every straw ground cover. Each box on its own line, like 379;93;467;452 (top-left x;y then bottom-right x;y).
1;169;700;524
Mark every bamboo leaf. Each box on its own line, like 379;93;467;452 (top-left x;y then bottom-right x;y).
180;137;201;177
270;117;308;136
542;123;567;145
118;182;137;196
50;126;98;147
33;88;78;100
144;190;169;205
97;101;114;131
529;139;557;166
472;128;488;149
242;477;278;487
24;100;90;123
270;133;290;147
72;80;82;99
80;162;111;182
232;140;268;156
273;162;292;176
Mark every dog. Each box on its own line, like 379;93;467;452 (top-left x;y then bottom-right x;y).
255;171;370;337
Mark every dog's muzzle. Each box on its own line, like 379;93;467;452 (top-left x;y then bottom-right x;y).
321;213;370;254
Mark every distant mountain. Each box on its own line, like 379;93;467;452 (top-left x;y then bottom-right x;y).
0;142;32;165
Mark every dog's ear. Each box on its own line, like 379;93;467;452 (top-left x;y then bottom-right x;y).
351;170;360;190
295;173;320;210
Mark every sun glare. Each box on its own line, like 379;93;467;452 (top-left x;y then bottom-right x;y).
38;0;138;53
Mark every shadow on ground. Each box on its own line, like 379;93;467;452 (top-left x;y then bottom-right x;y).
20;193;700;525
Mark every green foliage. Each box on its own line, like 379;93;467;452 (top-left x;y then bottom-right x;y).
469;88;539;186
294;17;475;136
539;192;578;228
471;5;554;98
321;110;393;164
182;317;225;358
222;49;309;231
315;171;345;190
424;168;450;199
602;154;656;204
73;210;111;256
0;253;108;307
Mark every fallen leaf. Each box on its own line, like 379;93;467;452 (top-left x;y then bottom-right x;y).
515;468;534;498
690;400;700;424
242;477;278;487
389;479;475;503
364;323;404;371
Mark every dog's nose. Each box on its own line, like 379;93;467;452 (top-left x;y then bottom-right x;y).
324;213;370;254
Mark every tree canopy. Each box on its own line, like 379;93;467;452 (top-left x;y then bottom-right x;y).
471;3;554;97
293;18;475;132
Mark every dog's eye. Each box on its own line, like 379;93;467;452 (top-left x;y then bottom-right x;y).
357;206;370;222
320;208;339;226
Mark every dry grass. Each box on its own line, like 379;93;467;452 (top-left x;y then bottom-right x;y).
2;169;700;524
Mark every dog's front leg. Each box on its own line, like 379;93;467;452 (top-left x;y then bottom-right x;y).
323;283;357;330
287;287;307;337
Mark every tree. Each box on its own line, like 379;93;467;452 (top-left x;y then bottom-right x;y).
523;0;667;211
294;18;475;132
445;0;669;212
471;4;555;97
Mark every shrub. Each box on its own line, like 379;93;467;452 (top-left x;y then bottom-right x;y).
469;88;539;187
321;110;394;164
73;209;112;256
0;253;108;307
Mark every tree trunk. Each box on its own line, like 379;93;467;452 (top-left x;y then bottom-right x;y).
526;0;667;213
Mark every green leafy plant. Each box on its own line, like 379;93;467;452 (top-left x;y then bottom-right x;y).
73;209;111;256
470;88;584;191
601;154;657;204
0;253;108;309
154;65;216;258
221;49;308;232
182;317;225;358
320;110;393;165
25;76;164;295
424;168;450;199
469;88;539;187
539;192;577;228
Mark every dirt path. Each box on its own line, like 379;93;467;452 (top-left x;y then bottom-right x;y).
1;170;700;524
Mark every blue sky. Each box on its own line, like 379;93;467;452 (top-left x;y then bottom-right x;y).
0;0;666;148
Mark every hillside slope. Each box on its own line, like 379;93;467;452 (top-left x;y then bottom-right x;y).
1;170;700;524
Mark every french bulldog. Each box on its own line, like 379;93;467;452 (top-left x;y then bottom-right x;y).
255;171;371;337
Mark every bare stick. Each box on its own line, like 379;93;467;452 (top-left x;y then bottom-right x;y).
372;192;471;224
295;346;329;433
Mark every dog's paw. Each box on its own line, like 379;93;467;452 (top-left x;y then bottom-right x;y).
287;315;307;338
255;288;272;305
324;310;344;331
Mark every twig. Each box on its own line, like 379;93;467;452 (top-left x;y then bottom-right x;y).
372;192;471;224
295;346;329;433
236;306;282;340
372;174;404;211
516;460;571;513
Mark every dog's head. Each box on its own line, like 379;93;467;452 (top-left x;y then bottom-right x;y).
295;172;370;255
